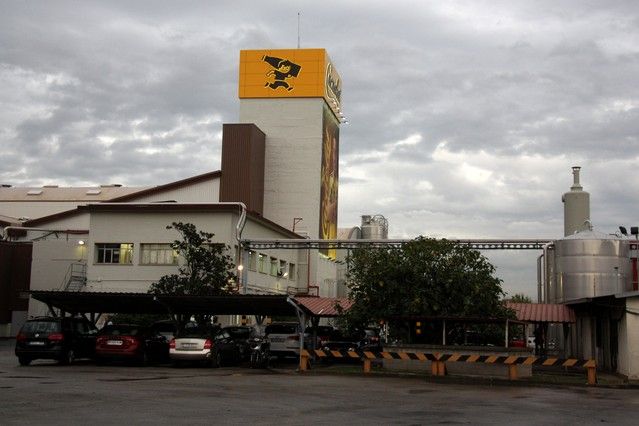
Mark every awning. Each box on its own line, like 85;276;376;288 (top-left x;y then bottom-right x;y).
30;291;297;317
293;297;353;317
28;291;354;318
506;302;575;323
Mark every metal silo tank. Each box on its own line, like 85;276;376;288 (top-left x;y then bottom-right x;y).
554;229;629;303
360;215;388;239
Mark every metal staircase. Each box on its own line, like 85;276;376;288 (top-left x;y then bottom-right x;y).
61;262;87;291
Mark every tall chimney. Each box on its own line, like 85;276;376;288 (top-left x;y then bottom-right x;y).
562;166;590;236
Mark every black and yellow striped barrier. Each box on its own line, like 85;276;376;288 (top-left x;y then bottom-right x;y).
299;349;597;385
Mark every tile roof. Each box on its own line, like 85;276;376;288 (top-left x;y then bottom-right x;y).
506;302;576;323
294;297;353;317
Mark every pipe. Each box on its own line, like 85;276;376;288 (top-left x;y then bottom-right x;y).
542;242;553;303
286;296;307;365
2;226;88;241
537;253;544;303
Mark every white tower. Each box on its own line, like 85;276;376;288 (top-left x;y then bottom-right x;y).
562;166;590;236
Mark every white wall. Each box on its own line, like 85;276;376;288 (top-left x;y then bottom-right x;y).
0;201;85;220
618;297;639;379
27;233;88;317
129;177;219;203
85;209;307;295
239;98;324;240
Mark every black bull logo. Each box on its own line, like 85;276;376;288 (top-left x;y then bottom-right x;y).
262;55;302;91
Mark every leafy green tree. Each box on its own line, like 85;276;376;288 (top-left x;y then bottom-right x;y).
148;222;236;328
342;237;510;340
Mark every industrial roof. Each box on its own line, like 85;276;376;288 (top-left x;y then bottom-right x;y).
0;186;149;202
294;297;353;317
505;302;575;323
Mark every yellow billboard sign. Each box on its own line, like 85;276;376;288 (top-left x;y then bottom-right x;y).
239;48;342;118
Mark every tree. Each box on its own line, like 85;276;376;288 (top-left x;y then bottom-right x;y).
342;237;510;340
507;293;532;304
148;222;236;328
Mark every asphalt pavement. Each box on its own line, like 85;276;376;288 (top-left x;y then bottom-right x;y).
1;339;639;425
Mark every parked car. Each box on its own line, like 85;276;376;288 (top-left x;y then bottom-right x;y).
323;328;383;354
306;325;335;347
264;322;317;358
95;323;172;364
169;325;241;367
222;326;258;361
15;316;97;365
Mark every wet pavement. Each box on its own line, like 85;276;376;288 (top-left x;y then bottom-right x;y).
1;339;639;425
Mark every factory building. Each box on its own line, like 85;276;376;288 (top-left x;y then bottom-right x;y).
542;167;639;379
0;48;346;335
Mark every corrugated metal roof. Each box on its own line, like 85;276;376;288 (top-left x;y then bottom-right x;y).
294;297;353;317
506;302;575;323
0;186;149;201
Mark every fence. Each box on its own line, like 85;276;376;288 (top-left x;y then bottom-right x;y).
300;349;597;385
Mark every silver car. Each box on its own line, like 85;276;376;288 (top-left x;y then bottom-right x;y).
265;322;316;358
169;327;240;367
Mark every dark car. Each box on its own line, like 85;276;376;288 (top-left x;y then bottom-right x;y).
306;325;335;348
222;326;258;361
95;323;173;365
15;316;97;366
323;328;383;356
169;325;242;367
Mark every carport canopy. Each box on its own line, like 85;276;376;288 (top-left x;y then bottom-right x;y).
28;291;352;319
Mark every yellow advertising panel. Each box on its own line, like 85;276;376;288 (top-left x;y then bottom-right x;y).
239;48;342;118
320;103;339;259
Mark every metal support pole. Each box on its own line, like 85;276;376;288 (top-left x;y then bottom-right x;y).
505;319;509;348
442;320;446;346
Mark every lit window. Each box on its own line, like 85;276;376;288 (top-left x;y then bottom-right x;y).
96;243;133;264
248;250;257;271
258;253;267;274
140;244;179;265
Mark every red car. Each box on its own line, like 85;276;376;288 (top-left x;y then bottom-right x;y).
95;323;172;365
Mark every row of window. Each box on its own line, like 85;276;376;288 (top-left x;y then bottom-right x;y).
95;244;297;281
248;250;296;280
96;243;179;265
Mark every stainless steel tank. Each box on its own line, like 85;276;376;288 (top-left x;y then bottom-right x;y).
360;215;389;239
554;229;629;302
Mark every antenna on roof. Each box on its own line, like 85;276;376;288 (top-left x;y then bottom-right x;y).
297;12;301;48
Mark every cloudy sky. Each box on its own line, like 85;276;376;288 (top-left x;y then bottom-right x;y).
2;1;638;298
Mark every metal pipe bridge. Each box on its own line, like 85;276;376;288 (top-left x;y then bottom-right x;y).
240;238;553;250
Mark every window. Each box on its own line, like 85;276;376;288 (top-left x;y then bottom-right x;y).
248;250;257;271
258;253;267;274
270;257;278;276
279;260;287;277
288;263;296;281
95;243;133;264
140;244;179;265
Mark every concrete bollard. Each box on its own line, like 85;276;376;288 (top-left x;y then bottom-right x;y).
508;364;518;380
300;352;309;372
587;366;597;385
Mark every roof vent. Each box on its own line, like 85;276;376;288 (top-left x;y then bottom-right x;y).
86;189;102;195
27;189;43;195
